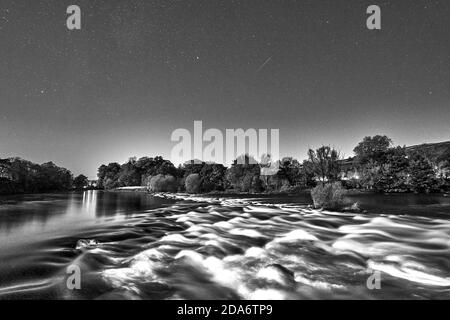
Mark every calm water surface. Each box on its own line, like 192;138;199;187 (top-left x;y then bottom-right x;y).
0;191;449;299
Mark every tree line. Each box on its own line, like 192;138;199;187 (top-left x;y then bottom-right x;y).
351;136;449;193
1;135;448;195
96;135;450;194
0;158;89;194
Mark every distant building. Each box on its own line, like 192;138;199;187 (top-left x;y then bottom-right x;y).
88;180;98;187
406;141;450;178
338;158;360;181
436;164;449;179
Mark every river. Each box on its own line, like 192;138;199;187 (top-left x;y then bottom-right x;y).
0;191;449;299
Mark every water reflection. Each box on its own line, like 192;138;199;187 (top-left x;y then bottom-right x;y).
92;191;172;218
345;193;450;217
0;194;70;236
0;191;174;252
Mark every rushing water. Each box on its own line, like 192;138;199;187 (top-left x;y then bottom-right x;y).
0;191;449;300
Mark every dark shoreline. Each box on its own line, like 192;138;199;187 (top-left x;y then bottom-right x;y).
110;187;448;197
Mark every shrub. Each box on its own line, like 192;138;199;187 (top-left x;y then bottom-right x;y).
279;179;292;192
103;177;121;190
310;181;346;210
185;174;202;194
147;174;178;192
408;154;440;193
342;178;360;190
250;175;264;193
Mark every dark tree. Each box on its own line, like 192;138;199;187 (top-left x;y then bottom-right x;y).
97;162;121;189
277;157;303;186
373;147;409;192
353;135;393;166
307;146;341;183
0;158;73;194
226;155;262;192
118;157;141;186
73;174;89;190
97;156;178;190
408;153;440;193
199;163;226;192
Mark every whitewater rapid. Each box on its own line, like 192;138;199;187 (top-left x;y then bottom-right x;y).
1;193;448;299
77;194;450;299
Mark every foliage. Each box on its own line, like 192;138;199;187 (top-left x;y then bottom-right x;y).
97;162;121;189
86;136;448;195
97;156;177;189
353;137;444;193
117;157;141;187
358;159;380;190
408;153;441;193
146;174;178;192
353;135;392;166
300;160;317;188
341;178;361;190
0;158;73;194
138;156;178;177
225;155;262;192
185;174;202;193
307;146;341;182
73;174;89;190
199;163;227;192
178;161;227;192
277;157;304;186
373;147;410;192
0;177;20;194
310;182;346;210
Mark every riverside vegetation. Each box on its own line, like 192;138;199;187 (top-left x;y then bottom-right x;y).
95;135;450;210
0;158;90;194
1;135;449;210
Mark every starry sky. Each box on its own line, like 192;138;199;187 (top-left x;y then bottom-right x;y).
0;0;449;178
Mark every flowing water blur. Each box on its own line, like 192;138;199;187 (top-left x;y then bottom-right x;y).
0;191;449;299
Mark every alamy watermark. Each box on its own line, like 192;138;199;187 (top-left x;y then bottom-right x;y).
171;121;280;175
65;4;381;31
366;268;381;290
66;5;81;30
66;264;81;290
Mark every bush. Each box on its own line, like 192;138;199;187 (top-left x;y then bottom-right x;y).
103;177;121;190
408;154;440;193
310;181;346;210
341;178;360;190
185;174;202;193
279;179;292;192
147;174;178;192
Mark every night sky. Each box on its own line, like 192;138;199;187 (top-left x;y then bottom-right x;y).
0;0;449;178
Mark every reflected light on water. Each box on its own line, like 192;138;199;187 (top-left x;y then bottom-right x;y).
82;190;97;215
